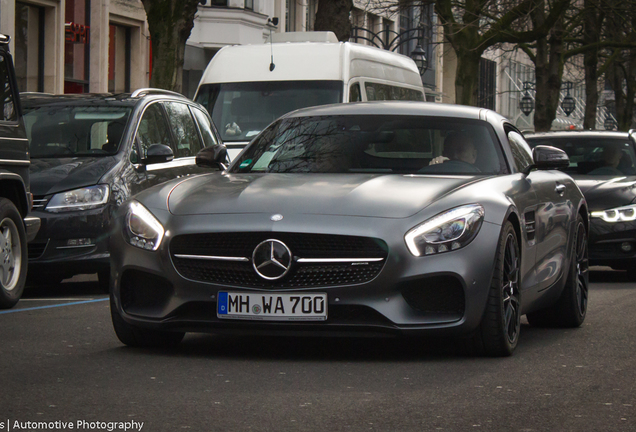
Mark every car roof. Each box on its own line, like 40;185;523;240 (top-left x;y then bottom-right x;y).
281;101;501;121
525;130;630;139
19;89;194;109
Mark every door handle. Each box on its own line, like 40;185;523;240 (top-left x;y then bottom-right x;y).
555;184;566;194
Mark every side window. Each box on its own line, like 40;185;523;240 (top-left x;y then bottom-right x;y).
508;130;534;172
191;107;219;148
164;101;202;157
0;54;17;122
364;82;423;102
349;83;361;102
135;102;172;159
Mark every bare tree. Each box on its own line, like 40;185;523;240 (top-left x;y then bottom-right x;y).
315;0;354;41
141;0;201;93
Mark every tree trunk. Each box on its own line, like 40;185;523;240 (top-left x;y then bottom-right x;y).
314;0;353;41
582;0;603;130
141;0;201;93
533;20;565;132
454;50;483;106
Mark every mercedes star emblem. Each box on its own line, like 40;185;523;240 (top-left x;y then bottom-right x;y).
271;214;283;222
252;239;292;280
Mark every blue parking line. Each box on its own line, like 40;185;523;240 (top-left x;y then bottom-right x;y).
0;298;108;314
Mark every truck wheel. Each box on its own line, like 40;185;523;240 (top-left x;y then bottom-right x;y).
0;198;28;309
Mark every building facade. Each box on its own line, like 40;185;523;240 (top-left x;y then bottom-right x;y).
1;0;150;94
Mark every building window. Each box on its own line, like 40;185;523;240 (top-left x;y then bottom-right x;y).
478;58;496;110
286;0;296;32
245;0;254;10
64;0;90;93
14;2;45;92
109;24;131;93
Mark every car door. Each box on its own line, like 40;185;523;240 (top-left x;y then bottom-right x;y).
509;128;573;292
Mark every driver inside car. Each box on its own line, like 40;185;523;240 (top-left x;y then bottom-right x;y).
421;131;481;173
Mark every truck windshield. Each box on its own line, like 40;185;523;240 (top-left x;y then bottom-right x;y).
195;81;343;143
23;106;132;158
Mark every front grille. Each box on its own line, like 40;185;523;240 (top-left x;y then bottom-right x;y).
170;232;388;288
28;241;48;260
32;196;48;210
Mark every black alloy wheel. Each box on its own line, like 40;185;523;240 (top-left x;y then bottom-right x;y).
467;221;521;356
574;221;589;318
502;232;521;345
527;214;588;328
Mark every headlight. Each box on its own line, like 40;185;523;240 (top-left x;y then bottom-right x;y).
46;185;109;212
405;204;485;256
591;204;636;222
124;201;165;251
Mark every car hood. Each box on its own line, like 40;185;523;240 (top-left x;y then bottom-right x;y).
29;157;117;196
167;173;481;218
571;175;636;211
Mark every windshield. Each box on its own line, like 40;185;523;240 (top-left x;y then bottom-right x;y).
195;81;343;143
230;115;507;175
526;136;636;176
24;106;131;158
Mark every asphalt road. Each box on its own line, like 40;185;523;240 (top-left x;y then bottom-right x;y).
1;269;635;432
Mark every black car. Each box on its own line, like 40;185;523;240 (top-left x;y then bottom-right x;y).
526;131;636;277
109;102;589;357
0;34;40;308
22;90;223;290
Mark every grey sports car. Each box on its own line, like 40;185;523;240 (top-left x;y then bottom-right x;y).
109;102;589;356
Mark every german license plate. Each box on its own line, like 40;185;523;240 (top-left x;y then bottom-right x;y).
217;292;327;321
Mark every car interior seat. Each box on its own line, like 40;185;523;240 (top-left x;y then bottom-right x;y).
102;121;125;153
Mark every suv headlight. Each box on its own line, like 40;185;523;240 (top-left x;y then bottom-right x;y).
46;185;109;212
591;204;636;222
405;204;485;256
124;201;165;251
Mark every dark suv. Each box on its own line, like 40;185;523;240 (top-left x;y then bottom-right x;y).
21;89;222;290
0;35;40;308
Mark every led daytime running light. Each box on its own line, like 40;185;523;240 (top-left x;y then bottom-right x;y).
405;204;484;256
127;201;165;251
591;205;636;222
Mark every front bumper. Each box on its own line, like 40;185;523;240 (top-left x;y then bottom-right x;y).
28;205;112;277
588;217;636;268
110;213;502;337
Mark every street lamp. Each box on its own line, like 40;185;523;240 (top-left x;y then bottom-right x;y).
410;44;428;76
561;82;575;117
519;82;534;116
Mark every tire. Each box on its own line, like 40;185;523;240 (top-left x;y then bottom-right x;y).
97;270;110;294
527;214;589;328
467;221;521;357
110;296;184;348
0;198;28;309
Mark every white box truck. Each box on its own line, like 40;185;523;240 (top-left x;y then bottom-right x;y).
194;32;426;160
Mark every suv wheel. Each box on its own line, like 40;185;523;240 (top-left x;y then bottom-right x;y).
0;198;28;309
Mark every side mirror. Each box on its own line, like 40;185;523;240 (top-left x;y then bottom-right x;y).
526;145;569;174
142;144;174;165
196;144;228;168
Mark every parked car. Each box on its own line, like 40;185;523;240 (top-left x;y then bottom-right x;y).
109;101;589;356
526;130;636;277
0;34;40;308
22;89;223;290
